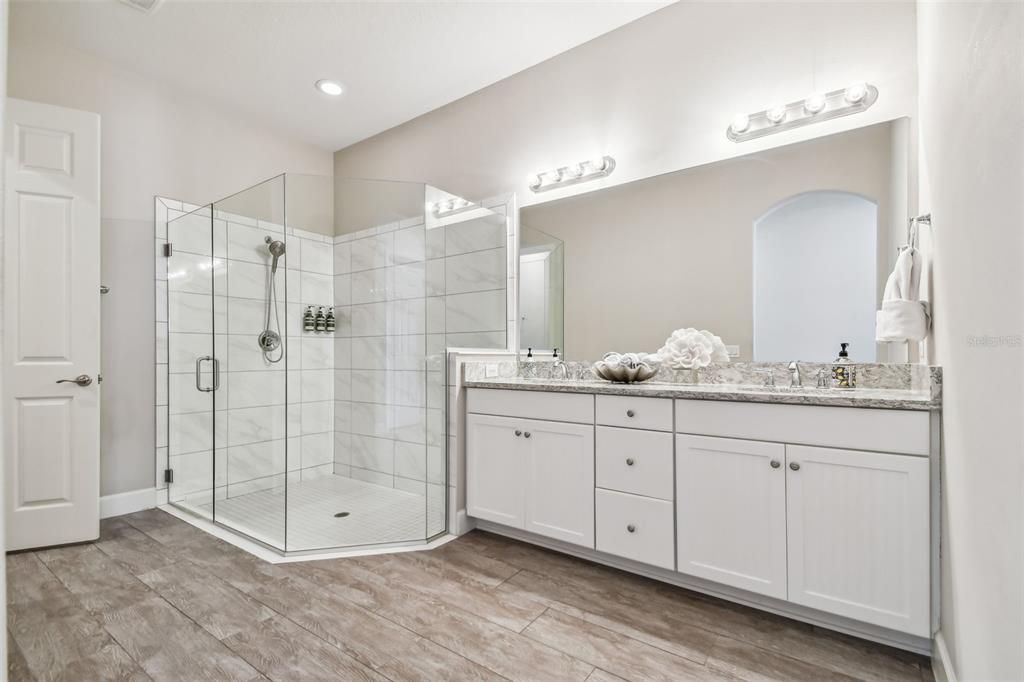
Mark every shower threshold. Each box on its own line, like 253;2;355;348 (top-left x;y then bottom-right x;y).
162;474;454;564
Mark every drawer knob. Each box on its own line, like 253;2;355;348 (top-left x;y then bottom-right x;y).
789;462;800;471
514;430;522;437
626;409;635;418
770;459;780;469
524;432;532;439
627;524;636;533
626;458;635;466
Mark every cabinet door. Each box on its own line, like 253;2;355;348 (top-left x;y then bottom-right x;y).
676;435;787;599
786;445;930;636
524;419;595;548
466;414;526;528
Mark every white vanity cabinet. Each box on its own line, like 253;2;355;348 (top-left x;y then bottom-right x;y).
466;389;595;548
465;385;937;646
675;435;788;599
785;444;930;636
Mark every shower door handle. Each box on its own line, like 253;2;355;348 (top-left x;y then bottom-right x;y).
195;356;215;392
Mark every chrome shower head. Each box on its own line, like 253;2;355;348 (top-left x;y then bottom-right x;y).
265;237;286;273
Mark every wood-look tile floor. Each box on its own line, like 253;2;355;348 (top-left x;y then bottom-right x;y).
7;510;934;682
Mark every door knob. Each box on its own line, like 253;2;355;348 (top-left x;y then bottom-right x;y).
789;462;800;471
56;374;92;387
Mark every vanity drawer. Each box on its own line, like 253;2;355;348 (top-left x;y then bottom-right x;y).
467;388;594;424
596;489;675;570
596;395;673;431
674;400;930;456
596;426;674;500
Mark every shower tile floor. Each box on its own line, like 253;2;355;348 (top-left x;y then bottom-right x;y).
188;475;444;551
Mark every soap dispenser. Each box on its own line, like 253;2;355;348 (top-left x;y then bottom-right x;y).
303;306;315;332
325;307;336;333
831;342;857;389
314;307;327;332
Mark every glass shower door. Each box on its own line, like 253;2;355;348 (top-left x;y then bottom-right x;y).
165;204;221;520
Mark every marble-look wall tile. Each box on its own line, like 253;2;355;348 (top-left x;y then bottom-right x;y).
393;262;426;300
333;242;351;275
351;267;392;304
351;233;394;272
394;225;425;264
445;289;506;334
444;248;505;295
301;239;333;275
300;271;333;305
443;216;504;257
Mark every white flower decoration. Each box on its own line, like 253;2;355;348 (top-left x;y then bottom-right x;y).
656;328;730;369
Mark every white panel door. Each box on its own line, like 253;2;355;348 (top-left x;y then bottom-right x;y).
524;418;594;548
4;98;101;551
676;434;787;599
786;445;930;636
466;413;526;528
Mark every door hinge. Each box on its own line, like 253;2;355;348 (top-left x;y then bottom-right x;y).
163;468;173;484
163;243;173;257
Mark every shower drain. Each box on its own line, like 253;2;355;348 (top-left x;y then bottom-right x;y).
334;512;350;518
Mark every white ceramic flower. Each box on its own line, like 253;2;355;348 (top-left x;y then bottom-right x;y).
656;328;730;370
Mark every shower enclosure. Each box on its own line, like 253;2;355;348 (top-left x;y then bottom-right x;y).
162;174;508;553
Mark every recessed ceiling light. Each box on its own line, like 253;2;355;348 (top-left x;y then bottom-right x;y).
315;80;344;97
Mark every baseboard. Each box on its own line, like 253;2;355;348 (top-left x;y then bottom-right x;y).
453;510;476;536
932;633;958;682
100;487;157;519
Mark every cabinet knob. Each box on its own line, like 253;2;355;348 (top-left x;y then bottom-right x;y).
514;430;522;437
524;432;532;439
626;409;635;418
627;524;636;533
770;459;780;469
789;462;800;471
626;458;635;466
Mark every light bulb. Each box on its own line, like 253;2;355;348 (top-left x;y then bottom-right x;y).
844;81;868;104
564;164;584;179
804;92;826;114
730;113;750;134
766;105;787;125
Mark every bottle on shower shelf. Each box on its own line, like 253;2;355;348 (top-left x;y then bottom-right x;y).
303;306;315;332
325;308;336;333
315;307;327;332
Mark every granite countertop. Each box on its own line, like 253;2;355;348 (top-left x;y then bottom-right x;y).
463;377;940;411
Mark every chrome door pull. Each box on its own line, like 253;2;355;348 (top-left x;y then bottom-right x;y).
195;356;214;392
56;374;92;387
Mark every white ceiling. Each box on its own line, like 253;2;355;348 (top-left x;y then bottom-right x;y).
11;0;670;151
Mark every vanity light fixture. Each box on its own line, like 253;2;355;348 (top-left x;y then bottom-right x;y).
431;196;477;218
529;155;616;193
726;82;878;142
315;79;344;96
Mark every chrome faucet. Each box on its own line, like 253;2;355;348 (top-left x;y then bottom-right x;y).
788;361;801;388
553;358;569;379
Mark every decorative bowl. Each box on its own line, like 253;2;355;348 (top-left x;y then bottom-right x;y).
592;352;660;383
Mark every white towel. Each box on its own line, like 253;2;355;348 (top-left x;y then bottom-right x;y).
876;246;930;341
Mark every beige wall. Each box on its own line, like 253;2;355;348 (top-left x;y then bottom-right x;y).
334;1;916;214
918;2;1024;680
7;36;334;496
523;123;895;361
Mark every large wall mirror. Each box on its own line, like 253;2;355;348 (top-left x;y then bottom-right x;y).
519;120;911;364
